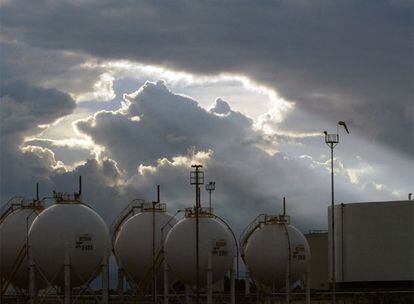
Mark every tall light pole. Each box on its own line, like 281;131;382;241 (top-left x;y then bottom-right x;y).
324;121;349;304
205;181;215;212
190;165;204;304
152;185;160;304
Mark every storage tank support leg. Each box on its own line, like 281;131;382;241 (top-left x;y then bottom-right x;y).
117;268;124;301
245;270;250;296
207;251;212;304
64;246;71;304
102;254;109;304
305;267;310;304
285;264;290;304
230;257;235;304
185;285;191;304
28;244;36;304
164;255;169;304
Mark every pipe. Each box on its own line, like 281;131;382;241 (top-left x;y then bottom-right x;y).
78;176;82;196
185;285;191;304
117;268;124;301
283;223;292;304
230;256;236;304
207;250;213;304
283;197;286;216
152;199;156;303
102;253;109;304
306;266;311;304
28;244;36;304
330;145;336;304
341;203;345;282
245;269;250;296
164;254;169;304
64;244;71;304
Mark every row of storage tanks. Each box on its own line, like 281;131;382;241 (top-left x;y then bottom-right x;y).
0;191;310;293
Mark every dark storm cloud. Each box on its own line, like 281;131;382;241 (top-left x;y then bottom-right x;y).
0;82;74;199
73;81;377;233
0;81;76;145
1;0;412;154
0;81;128;223
75;81;255;172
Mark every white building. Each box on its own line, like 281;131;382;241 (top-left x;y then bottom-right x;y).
328;200;413;287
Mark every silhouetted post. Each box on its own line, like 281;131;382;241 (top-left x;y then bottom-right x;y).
191;165;204;304
152;185;160;304
324;121;349;304
205;181;215;212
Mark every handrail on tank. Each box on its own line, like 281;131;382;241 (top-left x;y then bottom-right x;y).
110;198;146;248
184;206;214;218
53;191;82;204
239;213;291;260
141;202;166;212
212;213;240;280
0;196;43;224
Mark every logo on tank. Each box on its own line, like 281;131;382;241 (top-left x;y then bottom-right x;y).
212;239;228;257
75;234;94;251
292;244;306;260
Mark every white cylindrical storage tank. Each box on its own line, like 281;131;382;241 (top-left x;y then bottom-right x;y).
28;196;111;287
329;201;414;285
114;207;177;283
0;203;43;289
165;209;235;286
242;215;310;288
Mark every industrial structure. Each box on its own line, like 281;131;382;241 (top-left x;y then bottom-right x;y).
0;194;44;295
240;198;311;304
328;200;414;288
1;173;413;304
305;231;329;290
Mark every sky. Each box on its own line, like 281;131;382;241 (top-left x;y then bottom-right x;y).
0;0;413;237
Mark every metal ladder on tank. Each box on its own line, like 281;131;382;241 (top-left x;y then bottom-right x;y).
239;214;266;259
110;199;145;245
0;197;25;224
128;248;164;300
1;244;27;295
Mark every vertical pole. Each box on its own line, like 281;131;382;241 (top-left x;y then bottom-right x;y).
163;254;169;304
284;223;291;304
28;244;36;304
207;250;212;304
102;253;109;304
195;169;200;304
283;197;286;216
117;268;124;301
185;285;191;304
341;203;345;282
79;176;82;196
27;210;36;304
191;165;203;304
331;145;336;304
36;183;39;201
230;257;236;304
285;265;290;304
64;245;71;304
245;269;250;296
305;267;311;304
152;185;160;304
208;189;212;211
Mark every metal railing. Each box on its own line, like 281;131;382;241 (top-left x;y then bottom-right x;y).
184;207;213;218
239;214;290;259
110;199;145;246
0;197;25;223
